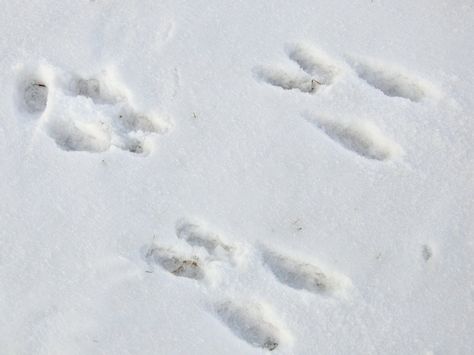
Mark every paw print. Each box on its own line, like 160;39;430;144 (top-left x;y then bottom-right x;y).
17;64;170;156
144;218;351;352
253;43;443;161
255;43;341;94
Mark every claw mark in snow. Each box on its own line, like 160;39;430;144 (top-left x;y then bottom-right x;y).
215;300;290;351
306;115;403;161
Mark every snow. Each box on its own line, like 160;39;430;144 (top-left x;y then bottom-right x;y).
0;0;473;354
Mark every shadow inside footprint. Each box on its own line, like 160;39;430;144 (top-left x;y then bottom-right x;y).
261;248;350;296
17;68;170;156
349;58;438;102
146;246;204;280
263;250;330;293
24;81;48;113
305;115;403;161
255;66;316;93
286;43;339;85
117;110;163;133
215;301;285;351
118;137;149;155
47;119;111;153
176;220;235;260
70;78;111;104
255;43;340;94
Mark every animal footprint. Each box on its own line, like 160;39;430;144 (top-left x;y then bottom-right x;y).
255;43;341;93
348;57;439;102
176;220;235;260
214;300;290;351
71;78;102;102
17;66;169;155
144;219;351;351
23;81;48;113
261;247;351;296
145;220;236;280
145;246;204;280
305;115;403;161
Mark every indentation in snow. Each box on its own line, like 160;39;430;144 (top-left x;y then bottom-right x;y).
306;115;403;161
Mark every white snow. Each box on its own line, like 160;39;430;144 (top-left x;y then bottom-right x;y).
0;0;473;354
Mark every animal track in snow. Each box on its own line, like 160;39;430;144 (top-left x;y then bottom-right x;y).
72;78;101;102
23;81;48;113
214;300;289;351
145;220;239;280
261;247;351;296
17;65;169;155
145;221;290;350
144;218;352;350
348;57;439;102
255;43;341;93
305;115;403;161
176;220;236;260
256;43;440;103
145;246;204;279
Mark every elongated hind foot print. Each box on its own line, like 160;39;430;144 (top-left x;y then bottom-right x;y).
145;246;204;280
306;115;403;161
47;117;112;153
287;43;341;85
176;220;236;260
348;57;440;102
261;247;351;296
214;300;291;351
255;43;342;94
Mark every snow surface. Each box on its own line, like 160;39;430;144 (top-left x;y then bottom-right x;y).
1;0;473;354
